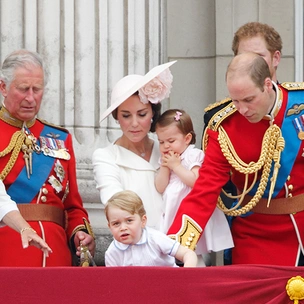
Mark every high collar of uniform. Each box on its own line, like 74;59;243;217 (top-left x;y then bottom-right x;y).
263;81;282;122
0;106;36;128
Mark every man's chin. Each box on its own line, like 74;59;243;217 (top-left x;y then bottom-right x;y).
245;116;260;123
18;113;36;121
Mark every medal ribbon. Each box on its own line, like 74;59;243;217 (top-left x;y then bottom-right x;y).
7;125;68;204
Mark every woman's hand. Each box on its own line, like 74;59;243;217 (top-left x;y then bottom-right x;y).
20;227;52;257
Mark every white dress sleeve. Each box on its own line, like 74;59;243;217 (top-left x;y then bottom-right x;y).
92;145;124;205
183;145;205;170
0;180;18;226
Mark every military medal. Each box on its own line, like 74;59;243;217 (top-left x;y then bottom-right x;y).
299;132;304;140
39;135;70;160
54;160;65;182
48;175;63;193
292;115;304;140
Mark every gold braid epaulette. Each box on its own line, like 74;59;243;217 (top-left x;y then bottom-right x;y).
37;118;69;133
202;100;236;151
280;82;304;90
204;97;232;112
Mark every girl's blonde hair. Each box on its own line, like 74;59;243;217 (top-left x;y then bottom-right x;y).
155;109;196;144
105;190;146;221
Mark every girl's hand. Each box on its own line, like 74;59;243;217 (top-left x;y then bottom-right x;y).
161;151;181;170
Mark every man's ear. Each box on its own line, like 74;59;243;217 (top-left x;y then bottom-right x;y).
264;77;273;91
0;81;8;98
272;50;281;70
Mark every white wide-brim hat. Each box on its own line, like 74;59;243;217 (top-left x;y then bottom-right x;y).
100;60;176;122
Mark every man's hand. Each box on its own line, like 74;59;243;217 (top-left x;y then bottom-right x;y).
74;231;96;257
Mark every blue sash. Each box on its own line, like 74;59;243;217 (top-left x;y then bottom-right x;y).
249;89;304;198
7;125;68;204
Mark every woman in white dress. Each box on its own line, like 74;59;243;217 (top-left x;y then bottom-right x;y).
92;61;176;230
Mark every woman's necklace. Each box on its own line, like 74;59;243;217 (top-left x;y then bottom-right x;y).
116;137;151;158
131;146;146;158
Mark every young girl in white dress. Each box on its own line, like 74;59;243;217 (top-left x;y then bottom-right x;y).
155;109;233;266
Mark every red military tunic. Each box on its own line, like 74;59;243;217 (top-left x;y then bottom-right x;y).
0;107;90;266
168;82;304;266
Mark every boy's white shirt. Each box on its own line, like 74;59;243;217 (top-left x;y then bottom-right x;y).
105;226;180;267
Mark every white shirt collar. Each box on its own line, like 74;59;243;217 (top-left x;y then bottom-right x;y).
113;227;148;251
263;81;282;123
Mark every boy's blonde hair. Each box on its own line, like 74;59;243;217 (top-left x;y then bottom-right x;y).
105;190;146;221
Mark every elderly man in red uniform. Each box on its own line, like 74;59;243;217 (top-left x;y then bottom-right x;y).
168;52;304;266
0;49;95;266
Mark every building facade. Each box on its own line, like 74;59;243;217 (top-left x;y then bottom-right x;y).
0;0;301;265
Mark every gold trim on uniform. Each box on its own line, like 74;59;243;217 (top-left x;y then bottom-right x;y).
209;103;236;131
0;107;35;128
71;225;86;237
0;108;41;179
202;101;236;151
281;82;304;90
204;97;232;112
170;215;202;251
37;118;69;133
287;104;304;117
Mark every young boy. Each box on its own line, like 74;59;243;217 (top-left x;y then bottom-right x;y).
104;190;197;267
